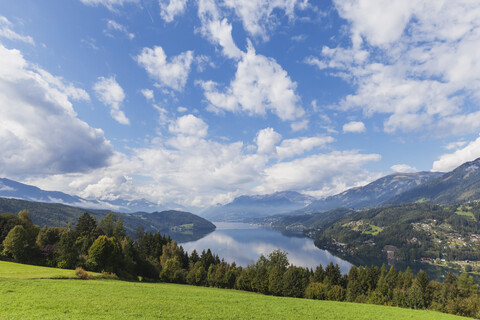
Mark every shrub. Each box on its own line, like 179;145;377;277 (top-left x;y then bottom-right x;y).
75;267;92;280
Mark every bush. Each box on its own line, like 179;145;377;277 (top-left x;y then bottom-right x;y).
98;272;119;280
75;267;92;280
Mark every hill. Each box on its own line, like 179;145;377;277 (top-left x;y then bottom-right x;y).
313;203;480;267
0;261;467;320
301;172;443;213
201;191;315;221
389;157;480;205
0;197;215;240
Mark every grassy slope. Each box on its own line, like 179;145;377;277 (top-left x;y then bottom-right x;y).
0;261;469;320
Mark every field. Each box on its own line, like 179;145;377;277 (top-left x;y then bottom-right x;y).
0;261;470;320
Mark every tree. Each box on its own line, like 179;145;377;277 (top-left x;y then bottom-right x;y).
87;235;122;273
268;249;289;272
160;241;181;268
74;212;97;237
99;212;116;237
135;225;144;241
282;266;309;298
113;216;125;239
2;225;29;262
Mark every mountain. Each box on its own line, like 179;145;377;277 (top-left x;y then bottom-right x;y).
300;172;444;213
0;178;185;213
389;157;480;205
201;191;316;221
0;178;84;205
0;197;215;241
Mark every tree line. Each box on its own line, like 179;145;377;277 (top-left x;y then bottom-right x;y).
2;210;480;318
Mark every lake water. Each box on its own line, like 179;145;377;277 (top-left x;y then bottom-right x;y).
179;222;352;273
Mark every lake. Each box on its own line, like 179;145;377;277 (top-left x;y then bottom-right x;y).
178;222;353;273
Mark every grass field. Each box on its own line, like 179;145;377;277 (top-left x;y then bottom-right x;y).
0;261;470;320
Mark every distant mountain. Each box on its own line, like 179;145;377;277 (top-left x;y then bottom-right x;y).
0;178;185;213
300;172;444;213
0;197;215;241
201;191;316;221
389;158;480;205
0;178;84;204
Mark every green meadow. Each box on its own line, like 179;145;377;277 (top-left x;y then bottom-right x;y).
0;261;470;320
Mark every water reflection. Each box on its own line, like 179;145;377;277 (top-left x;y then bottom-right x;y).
180;222;352;273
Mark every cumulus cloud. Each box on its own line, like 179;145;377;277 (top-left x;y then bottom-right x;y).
432;135;480;172
391;164;417;173
136;46;194;91
168;114;208;138
104;20;134;39
256;151;382;197
255;128;282;154
25;114;380;207
223;0;305;40
141;88;154;101
201;43;304;121
0;44;113;176
197;0;243;59
159;0;188;23
445;140;467;151
310;1;480;136
79;0;138;11
0;16;34;45
93;76;130;125
343;121;366;133
276;136;334;159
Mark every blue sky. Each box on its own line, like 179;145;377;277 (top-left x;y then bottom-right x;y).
1;0;480;208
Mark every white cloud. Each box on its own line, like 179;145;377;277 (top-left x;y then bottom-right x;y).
141;88;154;101
79;0;138;11
104;20;134;39
136;46;194;91
197;0;243;59
432;135;480;172
334;0;415;47
168;114;208;138
255;128;282;154
256;151;382;197
445;140;467;151
0;16;34;45
0;44;113;176
312;1;480;136
159;0;188;23
391;164;417;173
343;121;366;133
291;119;309;132
177;106;188;113
153;104;169;125
276;136;334;159
93;76;130;125
201;42;304;121
223;0;304;40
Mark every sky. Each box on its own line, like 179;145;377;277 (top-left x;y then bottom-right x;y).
1;0;480;209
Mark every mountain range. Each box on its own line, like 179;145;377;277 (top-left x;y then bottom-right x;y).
0;178;185;213
300;171;444;213
200;191;316;221
388;158;480;205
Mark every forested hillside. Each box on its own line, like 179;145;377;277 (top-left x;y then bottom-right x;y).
0;197;215;238
314;203;480;264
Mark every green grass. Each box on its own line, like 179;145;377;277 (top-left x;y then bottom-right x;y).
456;207;476;221
364;224;383;235
0;261;78;279
0;261;470;320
